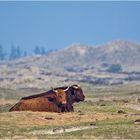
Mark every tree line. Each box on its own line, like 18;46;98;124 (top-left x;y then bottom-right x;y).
0;45;52;60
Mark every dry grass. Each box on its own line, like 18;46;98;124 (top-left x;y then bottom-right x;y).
0;99;17;106
0;111;126;128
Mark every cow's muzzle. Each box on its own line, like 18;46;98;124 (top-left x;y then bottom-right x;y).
76;96;85;102
62;101;67;104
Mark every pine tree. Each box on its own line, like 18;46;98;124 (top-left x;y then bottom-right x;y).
9;45;16;60
9;45;22;60
0;45;5;60
16;46;21;58
34;46;41;55
41;47;46;55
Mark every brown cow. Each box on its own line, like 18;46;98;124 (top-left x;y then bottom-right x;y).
53;84;85;112
9;88;68;112
9;84;85;112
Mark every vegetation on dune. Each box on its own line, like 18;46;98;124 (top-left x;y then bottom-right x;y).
107;64;122;73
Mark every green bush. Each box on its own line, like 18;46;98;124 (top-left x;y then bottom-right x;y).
107;64;122;73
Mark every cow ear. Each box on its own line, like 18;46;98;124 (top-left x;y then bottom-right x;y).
48;97;55;102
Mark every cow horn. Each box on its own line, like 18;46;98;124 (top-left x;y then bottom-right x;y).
64;87;69;92
72;84;80;89
77;84;80;87
53;89;58;93
72;86;78;89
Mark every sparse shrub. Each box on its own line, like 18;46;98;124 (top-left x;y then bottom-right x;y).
107;64;122;73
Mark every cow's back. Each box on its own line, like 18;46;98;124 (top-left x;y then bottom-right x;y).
9;93;61;112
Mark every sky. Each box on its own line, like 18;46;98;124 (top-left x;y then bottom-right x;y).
0;1;140;54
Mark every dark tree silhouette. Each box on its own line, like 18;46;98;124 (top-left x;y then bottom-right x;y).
9;45;22;60
34;46;41;55
9;45;16;60
0;45;6;60
16;46;21;58
41;47;46;55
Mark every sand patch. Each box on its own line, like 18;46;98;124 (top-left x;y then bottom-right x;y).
30;125;97;135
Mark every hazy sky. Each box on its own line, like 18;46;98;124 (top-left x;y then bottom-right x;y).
0;1;140;53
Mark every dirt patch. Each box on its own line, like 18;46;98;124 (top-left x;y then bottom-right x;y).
31;125;97;135
124;104;140;111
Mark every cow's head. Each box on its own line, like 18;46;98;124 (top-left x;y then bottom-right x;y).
66;84;85;103
47;89;68;112
48;89;67;104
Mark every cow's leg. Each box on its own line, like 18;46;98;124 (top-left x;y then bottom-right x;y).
66;104;74;112
58;104;67;112
71;106;74;112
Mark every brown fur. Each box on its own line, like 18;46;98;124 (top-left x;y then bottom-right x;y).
9;89;67;112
